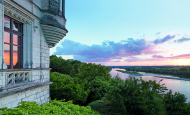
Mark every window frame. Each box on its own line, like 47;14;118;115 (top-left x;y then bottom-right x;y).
4;15;23;69
59;0;65;17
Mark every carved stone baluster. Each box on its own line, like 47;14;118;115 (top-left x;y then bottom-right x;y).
26;72;29;82
12;73;15;84
7;73;14;85
21;73;24;82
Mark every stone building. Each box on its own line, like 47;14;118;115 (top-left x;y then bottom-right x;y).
0;0;67;108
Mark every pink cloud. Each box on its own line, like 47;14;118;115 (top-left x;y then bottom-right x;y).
125;54;190;62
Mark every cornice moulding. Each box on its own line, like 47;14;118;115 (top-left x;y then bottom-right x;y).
4;0;39;23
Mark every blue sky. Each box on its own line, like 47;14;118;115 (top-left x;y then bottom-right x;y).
50;0;190;66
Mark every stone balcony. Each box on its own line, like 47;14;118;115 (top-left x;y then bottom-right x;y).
40;0;68;48
40;14;68;48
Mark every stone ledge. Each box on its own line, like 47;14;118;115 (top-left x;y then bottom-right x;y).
0;81;53;98
0;82;35;92
0;68;50;72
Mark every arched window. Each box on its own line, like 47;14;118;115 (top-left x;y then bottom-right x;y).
4;16;23;69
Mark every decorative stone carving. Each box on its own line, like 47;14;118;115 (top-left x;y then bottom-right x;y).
2;59;7;69
41;15;67;30
40;15;68;48
4;1;35;24
49;0;59;14
30;61;33;68
25;61;30;68
6;71;31;86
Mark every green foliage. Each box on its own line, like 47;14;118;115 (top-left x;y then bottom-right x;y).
0;100;100;115
163;90;190;115
84;76;110;105
124;67;190;78
76;63;112;82
50;59;112;106
103;76;166;115
49;57;190;114
88;98;120;115
50;72;90;105
50;55;81;76
180;68;188;71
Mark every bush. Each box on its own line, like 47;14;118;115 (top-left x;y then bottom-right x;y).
102;76;166;115
50;62;112;106
0;100;100;115
50;72;90;105
84;76;110;105
76;63;112;82
50;55;81;76
88;98;121;115
163;90;190;115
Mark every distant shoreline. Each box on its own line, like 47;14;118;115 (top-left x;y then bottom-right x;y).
116;70;143;76
116;70;190;81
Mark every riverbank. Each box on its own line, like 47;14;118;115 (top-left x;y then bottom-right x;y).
121;67;190;79
111;68;190;103
116;70;143;76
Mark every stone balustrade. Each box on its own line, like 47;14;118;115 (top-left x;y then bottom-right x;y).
5;71;31;86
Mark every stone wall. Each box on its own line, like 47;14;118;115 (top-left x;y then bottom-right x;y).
0;0;67;109
0;85;49;108
0;1;4;69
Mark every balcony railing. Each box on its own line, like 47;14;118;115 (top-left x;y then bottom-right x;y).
5;71;31;86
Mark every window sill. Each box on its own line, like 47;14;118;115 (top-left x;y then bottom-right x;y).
0;81;53;98
0;68;50;72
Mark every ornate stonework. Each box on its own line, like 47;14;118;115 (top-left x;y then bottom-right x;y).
0;0;67;108
49;0;59;14
4;1;35;24
41;15;66;30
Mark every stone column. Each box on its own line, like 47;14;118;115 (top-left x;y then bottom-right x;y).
0;0;6;69
23;24;32;68
63;0;65;17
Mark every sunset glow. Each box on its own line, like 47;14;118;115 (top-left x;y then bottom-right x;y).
51;1;190;66
175;59;190;65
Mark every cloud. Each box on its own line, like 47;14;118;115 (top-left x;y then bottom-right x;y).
152;55;164;58
154;35;175;44
124;56;140;62
53;38;157;62
171;54;190;59
124;54;190;62
112;60;121;62
53;34;177;62
155;32;161;35
174;37;190;43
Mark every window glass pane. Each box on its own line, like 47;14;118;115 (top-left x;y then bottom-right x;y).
13;34;21;45
4;44;10;68
60;0;63;12
13;46;21;68
4;17;10;28
4;31;10;43
13;21;21;32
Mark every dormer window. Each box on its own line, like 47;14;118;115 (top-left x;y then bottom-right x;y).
59;0;65;17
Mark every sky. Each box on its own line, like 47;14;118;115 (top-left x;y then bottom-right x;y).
50;0;190;66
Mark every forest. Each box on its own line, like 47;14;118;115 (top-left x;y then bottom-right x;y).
122;67;190;78
1;55;190;115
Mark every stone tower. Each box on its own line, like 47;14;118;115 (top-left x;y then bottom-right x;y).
0;0;67;108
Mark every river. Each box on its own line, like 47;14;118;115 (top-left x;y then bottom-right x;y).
109;68;190;103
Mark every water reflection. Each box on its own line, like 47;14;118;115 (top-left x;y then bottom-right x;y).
110;68;190;103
